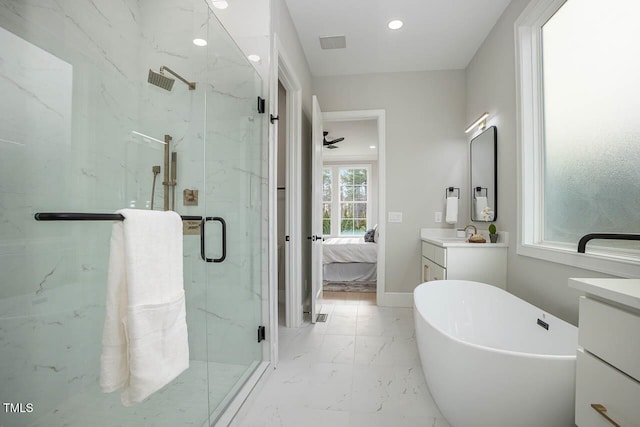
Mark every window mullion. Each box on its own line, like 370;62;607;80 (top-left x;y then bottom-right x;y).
332;165;339;236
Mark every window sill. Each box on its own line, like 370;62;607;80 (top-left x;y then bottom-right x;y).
517;242;640;278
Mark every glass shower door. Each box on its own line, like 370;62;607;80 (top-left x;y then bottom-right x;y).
0;0;266;425
199;7;266;423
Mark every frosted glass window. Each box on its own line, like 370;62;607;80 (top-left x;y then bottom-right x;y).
541;0;640;246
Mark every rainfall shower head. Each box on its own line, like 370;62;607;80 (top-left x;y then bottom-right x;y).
148;69;175;91
148;66;196;91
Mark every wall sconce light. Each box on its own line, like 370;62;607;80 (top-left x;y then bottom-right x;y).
465;112;489;133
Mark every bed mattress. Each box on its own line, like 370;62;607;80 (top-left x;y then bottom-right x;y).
323;237;378;264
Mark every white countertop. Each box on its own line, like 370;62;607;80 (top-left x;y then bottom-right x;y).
569;278;640;311
420;228;509;248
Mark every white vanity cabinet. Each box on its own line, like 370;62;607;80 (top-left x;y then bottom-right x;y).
420;240;507;289
569;278;640;427
421;242;446;282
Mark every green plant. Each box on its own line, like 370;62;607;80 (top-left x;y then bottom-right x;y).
488;223;497;234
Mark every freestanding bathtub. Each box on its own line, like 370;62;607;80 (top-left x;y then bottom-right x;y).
414;280;578;427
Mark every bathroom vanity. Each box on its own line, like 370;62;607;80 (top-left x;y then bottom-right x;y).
569;278;640;427
420;229;507;289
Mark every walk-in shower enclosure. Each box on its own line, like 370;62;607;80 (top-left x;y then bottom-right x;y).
0;1;267;425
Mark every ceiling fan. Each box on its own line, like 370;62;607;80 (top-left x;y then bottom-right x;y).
323;131;344;149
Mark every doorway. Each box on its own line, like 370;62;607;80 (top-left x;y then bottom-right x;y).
276;80;288;327
271;40;306;334
321;110;386;306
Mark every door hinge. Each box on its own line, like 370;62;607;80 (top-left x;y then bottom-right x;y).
285;235;290;241
270;114;279;124
257;97;265;114
257;325;266;343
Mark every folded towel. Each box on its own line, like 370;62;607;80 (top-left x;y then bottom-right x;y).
445;196;458;224
475;196;488;220
100;209;189;406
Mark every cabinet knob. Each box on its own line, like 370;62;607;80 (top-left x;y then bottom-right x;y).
591;404;621;427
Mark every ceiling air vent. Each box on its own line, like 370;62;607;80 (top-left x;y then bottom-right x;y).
319;35;346;50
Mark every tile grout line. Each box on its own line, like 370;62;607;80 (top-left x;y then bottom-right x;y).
347;302;361;420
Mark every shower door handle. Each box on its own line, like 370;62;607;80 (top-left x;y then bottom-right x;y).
200;217;227;263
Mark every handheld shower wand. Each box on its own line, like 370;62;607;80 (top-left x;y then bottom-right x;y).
150;165;161;210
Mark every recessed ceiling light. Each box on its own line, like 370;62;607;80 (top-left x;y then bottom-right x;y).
369;145;376;149
212;0;228;9
193;38;207;47
248;54;261;63
388;19;403;30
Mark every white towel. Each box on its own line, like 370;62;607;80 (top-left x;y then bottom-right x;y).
445;196;458;224
100;209;189;406
475;196;488;219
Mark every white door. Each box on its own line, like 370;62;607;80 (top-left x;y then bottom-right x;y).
311;95;324;323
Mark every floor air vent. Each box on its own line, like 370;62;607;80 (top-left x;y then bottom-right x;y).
316;313;328;323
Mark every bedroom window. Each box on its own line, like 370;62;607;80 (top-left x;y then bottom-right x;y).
322;168;332;235
322;164;371;236
516;0;640;277
339;167;368;235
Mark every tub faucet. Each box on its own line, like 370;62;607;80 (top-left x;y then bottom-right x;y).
463;225;477;238
577;233;640;253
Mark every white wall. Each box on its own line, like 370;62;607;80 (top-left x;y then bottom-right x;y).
465;0;612;325
270;0;313;117
314;71;467;293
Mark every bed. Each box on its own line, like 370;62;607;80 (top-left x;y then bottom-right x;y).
322;237;377;282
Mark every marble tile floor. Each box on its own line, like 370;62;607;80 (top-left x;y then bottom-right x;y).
237;293;451;427
26;361;248;427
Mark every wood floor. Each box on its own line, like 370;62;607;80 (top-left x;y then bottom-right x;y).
322;291;376;305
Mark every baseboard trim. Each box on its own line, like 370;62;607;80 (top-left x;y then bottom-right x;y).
377;291;413;307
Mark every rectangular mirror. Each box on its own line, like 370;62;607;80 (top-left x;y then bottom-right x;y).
470;126;497;221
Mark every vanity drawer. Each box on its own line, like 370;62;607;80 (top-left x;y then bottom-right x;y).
421;242;446;267
578;297;640;380
575;349;640;427
422;257;446;282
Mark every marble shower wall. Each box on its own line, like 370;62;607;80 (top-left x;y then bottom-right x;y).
0;2;144;423
0;0;266;425
135;0;211;363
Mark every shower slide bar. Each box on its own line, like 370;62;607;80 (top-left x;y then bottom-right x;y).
34;212;202;221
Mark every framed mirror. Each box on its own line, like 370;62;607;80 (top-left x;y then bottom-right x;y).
470;126;497;221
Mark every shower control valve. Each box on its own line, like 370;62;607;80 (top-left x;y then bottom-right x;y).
184;189;198;206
